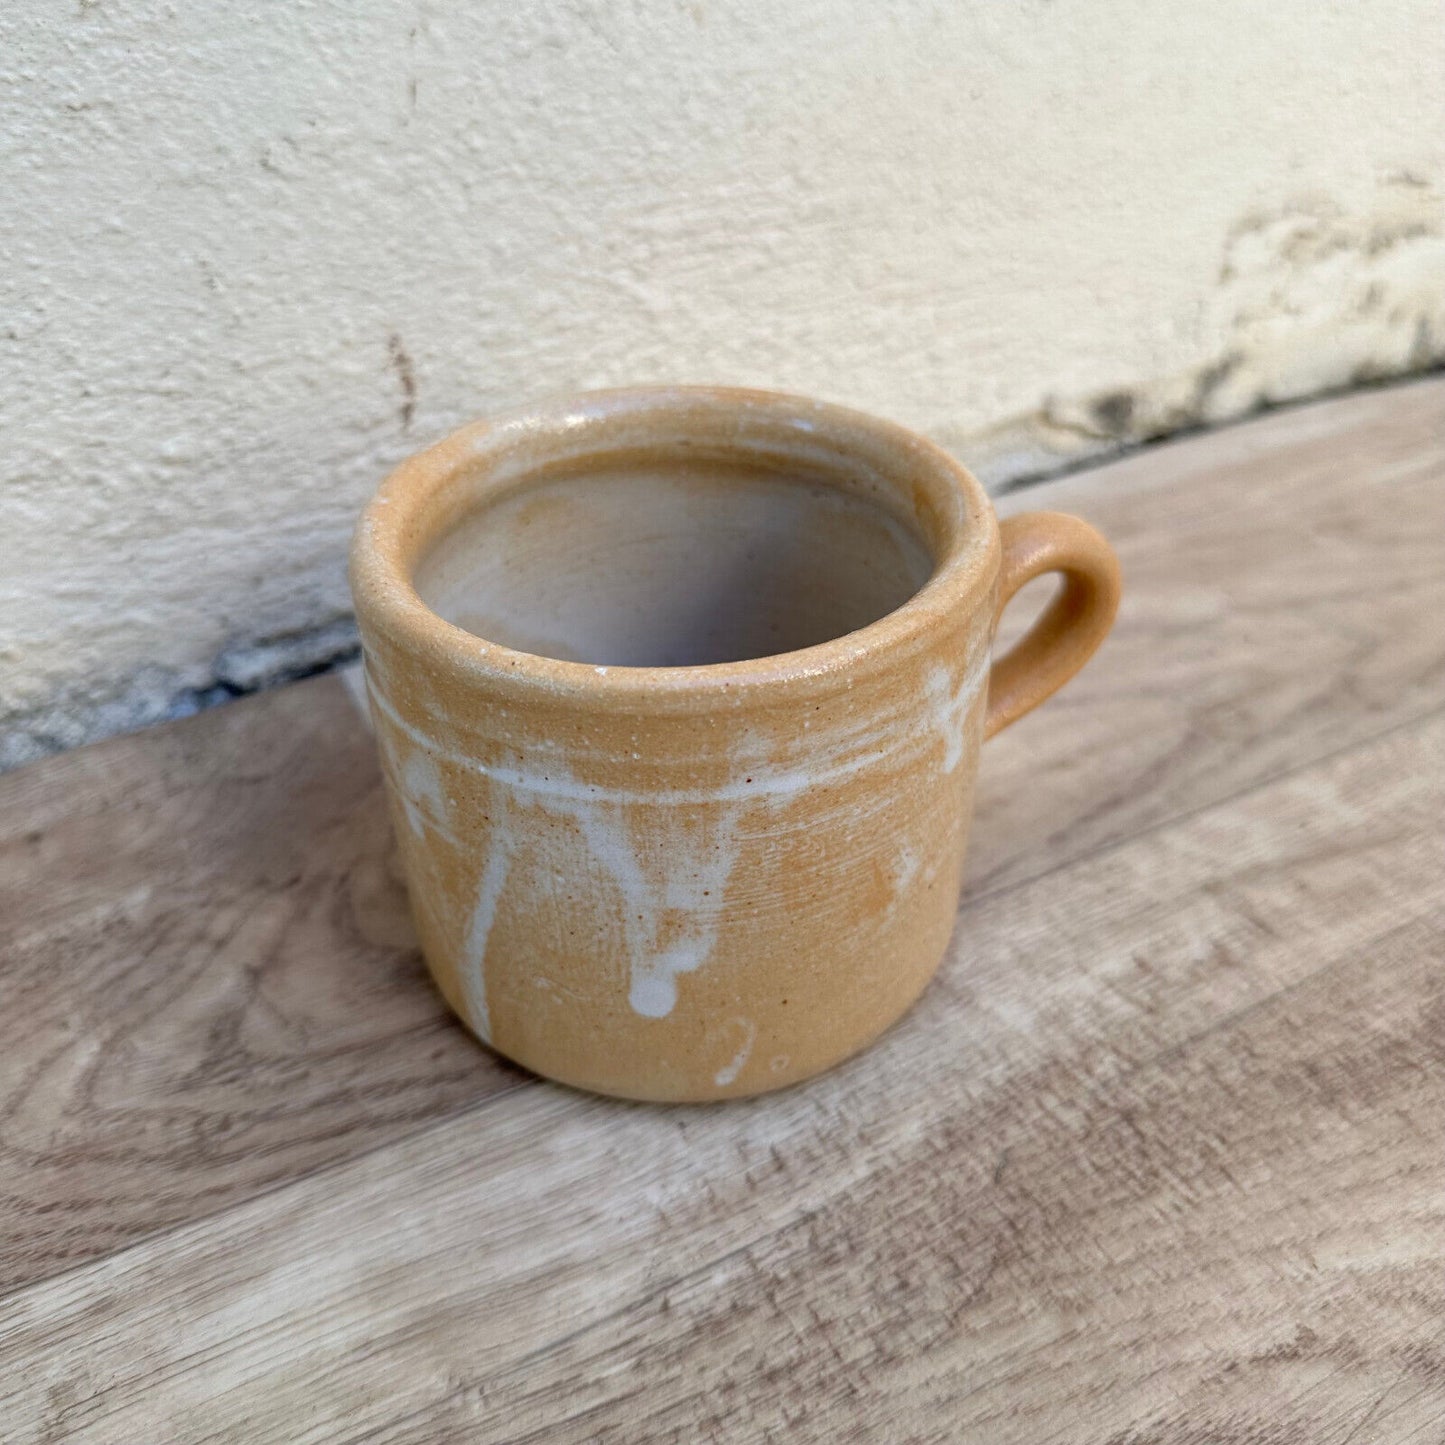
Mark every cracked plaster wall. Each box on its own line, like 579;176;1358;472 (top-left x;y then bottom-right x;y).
2;0;1443;766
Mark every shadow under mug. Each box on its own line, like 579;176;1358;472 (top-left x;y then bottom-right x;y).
350;387;1120;1101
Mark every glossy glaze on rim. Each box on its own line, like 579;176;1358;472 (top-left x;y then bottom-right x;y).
350;386;1000;710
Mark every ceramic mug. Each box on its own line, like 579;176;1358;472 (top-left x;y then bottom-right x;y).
350;387;1120;1101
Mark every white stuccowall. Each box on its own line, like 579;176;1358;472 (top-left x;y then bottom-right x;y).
3;0;1443;765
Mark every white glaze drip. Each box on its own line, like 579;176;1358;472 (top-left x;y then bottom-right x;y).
713;1019;757;1087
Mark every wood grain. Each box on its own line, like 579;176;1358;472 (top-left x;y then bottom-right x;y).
2;698;1441;1443
978;375;1445;895
0;677;522;1292
2;377;1444;1441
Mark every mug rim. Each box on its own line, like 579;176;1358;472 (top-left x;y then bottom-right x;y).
349;385;1000;707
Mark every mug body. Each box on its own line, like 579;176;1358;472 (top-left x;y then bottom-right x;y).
350;388;1000;1101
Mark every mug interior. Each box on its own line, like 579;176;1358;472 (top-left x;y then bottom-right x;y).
357;388;993;693
414;451;937;668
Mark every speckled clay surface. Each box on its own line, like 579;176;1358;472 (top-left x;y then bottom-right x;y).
350;387;1119;1101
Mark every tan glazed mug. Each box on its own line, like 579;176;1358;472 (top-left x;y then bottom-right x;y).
350;387;1120;1101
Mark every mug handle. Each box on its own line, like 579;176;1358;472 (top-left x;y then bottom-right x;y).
985;511;1122;739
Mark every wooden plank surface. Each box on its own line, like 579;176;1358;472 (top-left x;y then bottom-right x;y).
977;373;1445;895
1;377;1443;1441
0;676;522;1293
